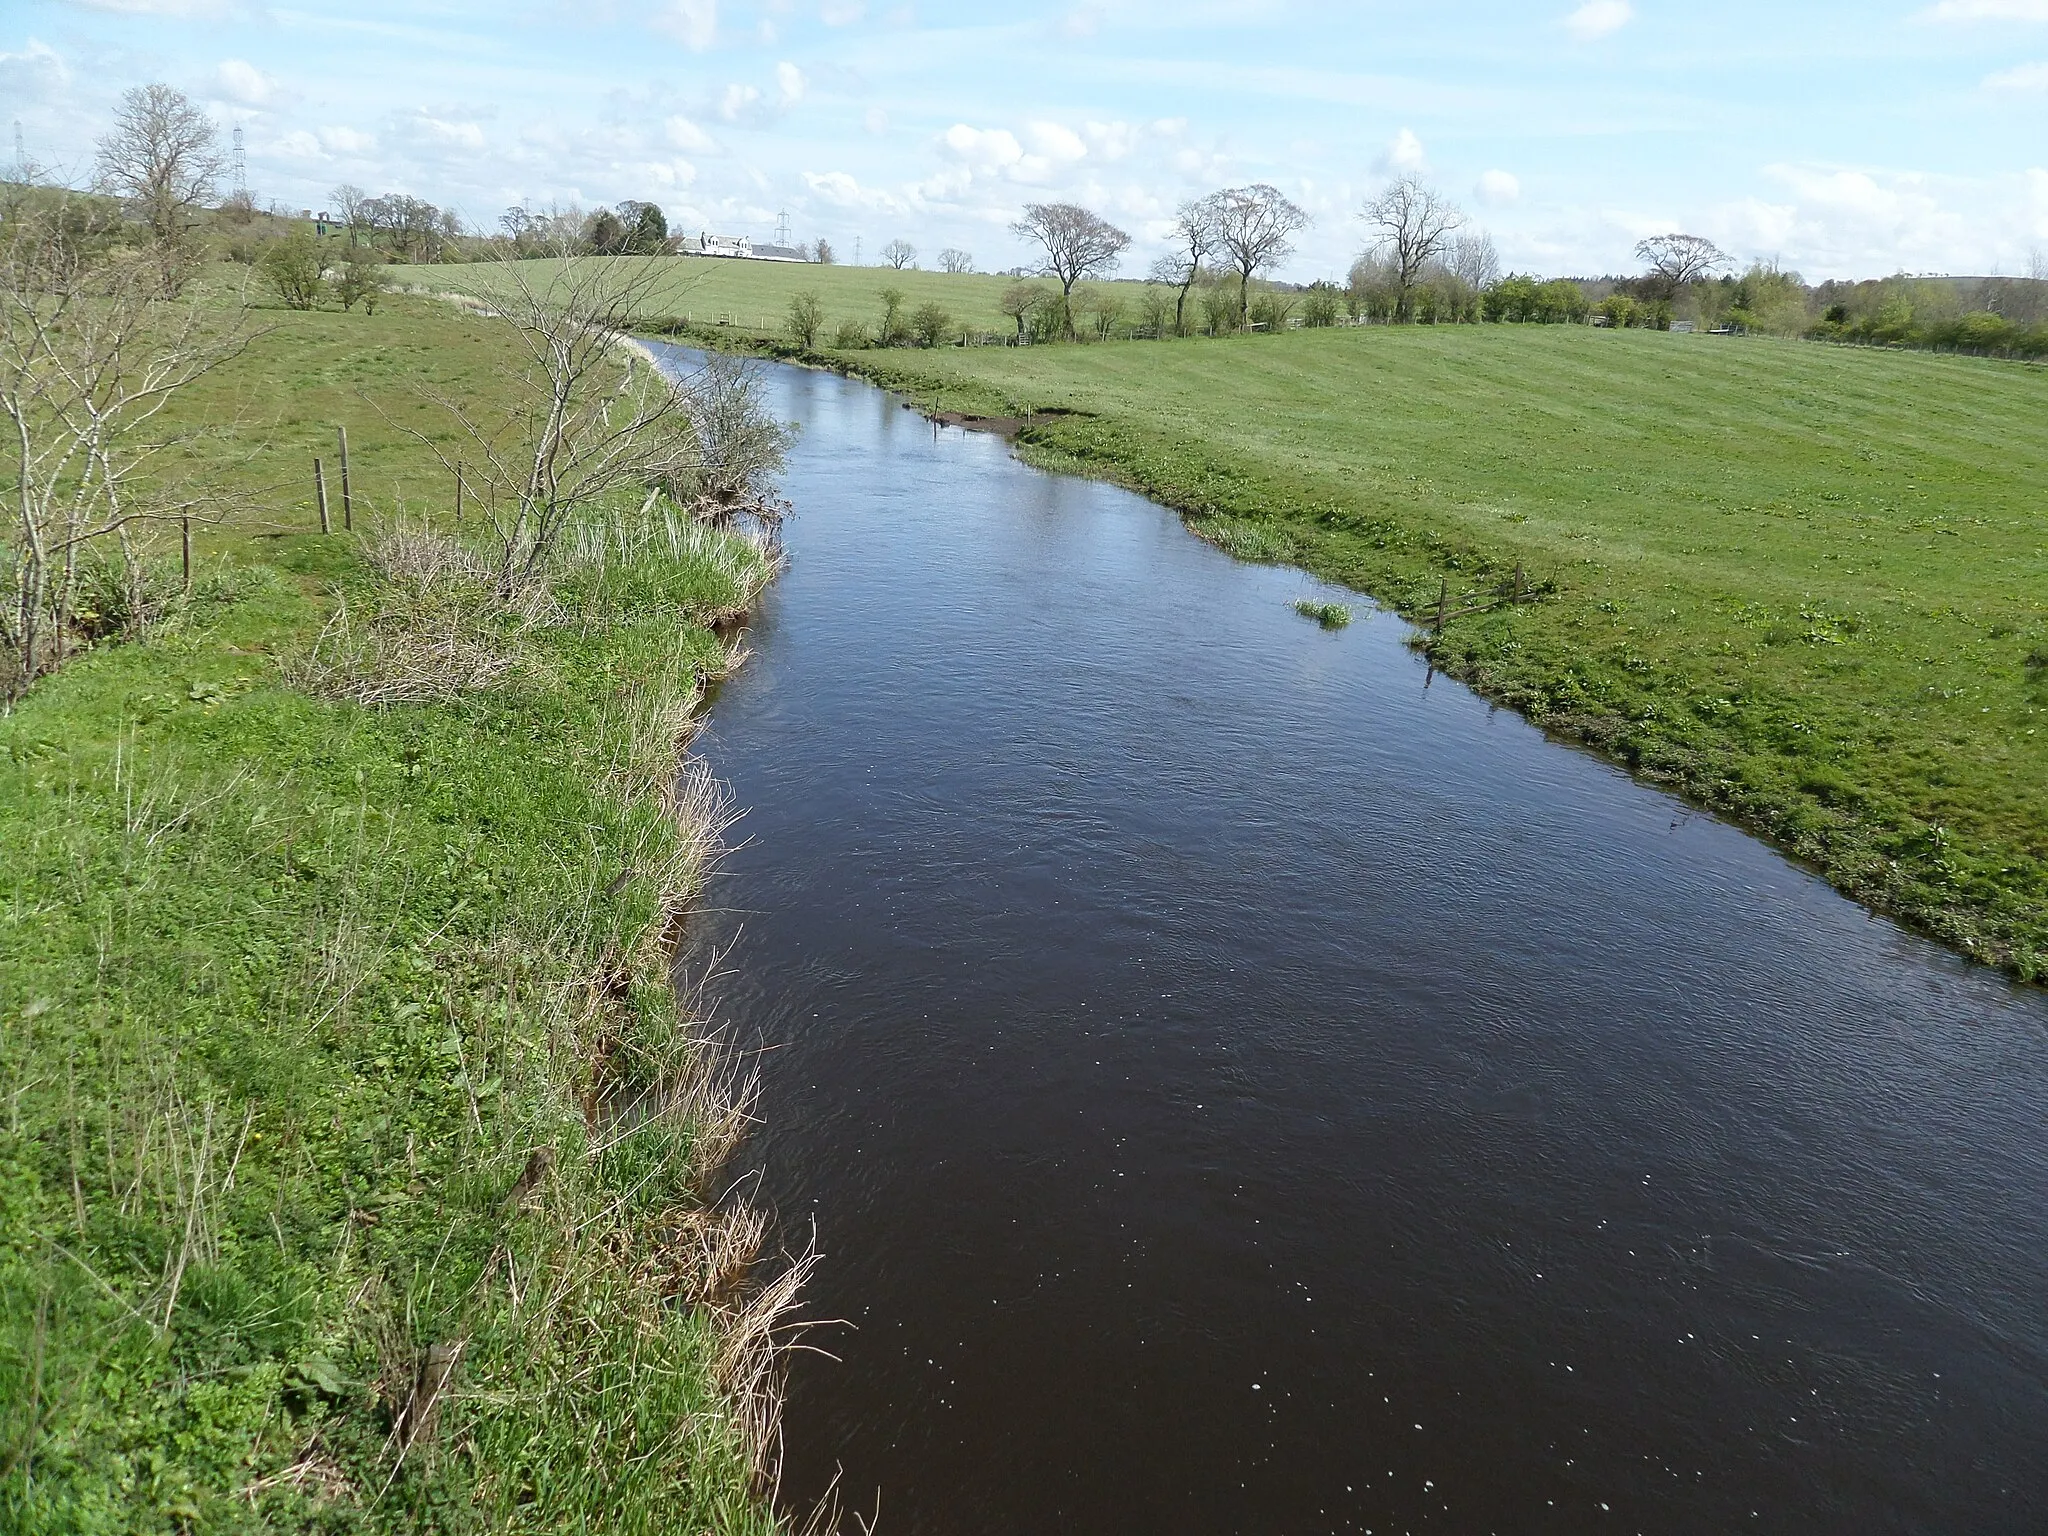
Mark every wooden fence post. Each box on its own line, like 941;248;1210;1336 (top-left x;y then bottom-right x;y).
315;457;331;534
337;425;354;531
1434;577;1448;635
181;515;192;592
454;464;464;527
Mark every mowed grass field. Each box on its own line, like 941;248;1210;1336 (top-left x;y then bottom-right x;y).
399;253;1032;340
846;324;2048;975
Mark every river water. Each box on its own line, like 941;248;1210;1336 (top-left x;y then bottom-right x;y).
653;345;2048;1535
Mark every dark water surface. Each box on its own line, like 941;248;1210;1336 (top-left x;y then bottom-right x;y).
655;345;2048;1535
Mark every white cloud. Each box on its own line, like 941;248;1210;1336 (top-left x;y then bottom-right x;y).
645;158;698;187
864;106;889;134
1985;60;2048;88
1564;0;1634;40
320;125;375;154
654;0;717;50
1920;0;2048;18
802;168;901;212
1476;168;1521;204
820;0;864;22
0;39;69;100
1059;5;1103;36
1375;127;1426;173
941;123;1024;172
718;83;761;121
400;113;486;152
274;129;324;160
776;61;806;103
213;59;278;107
1026;120;1088;164
666;114;716;151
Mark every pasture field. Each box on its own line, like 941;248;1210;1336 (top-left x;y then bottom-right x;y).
1;287;784;1531
846;324;2048;976
400;253;1032;341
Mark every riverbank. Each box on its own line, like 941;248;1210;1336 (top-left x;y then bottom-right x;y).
633;318;2047;982
0;291;794;1531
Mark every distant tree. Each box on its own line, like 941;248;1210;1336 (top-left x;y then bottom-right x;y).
334;248;388;313
911;301;952;347
1079;285;1126;340
881;238;917;270
1136;284;1174;337
999;280;1050;342
786;290;825;349
1359;177;1464;321
367;194;455;263
331;183;371;247
1150;194;1220;337
1210;184;1308;327
1634;233;1731;296
93;83;223;295
813;238;836;264
585;207;628;255
259;232;325;310
939;247;973;274
617;200;668;253
1448;231;1500;291
1009;201;1130;339
877;286;909;344
1300;280;1343;327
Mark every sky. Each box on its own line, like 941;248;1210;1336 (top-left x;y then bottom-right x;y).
6;0;2048;282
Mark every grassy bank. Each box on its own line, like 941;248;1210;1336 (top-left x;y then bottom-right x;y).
1;289;795;1531
834;325;2048;977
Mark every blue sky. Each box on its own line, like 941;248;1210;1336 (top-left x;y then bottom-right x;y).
7;0;2047;280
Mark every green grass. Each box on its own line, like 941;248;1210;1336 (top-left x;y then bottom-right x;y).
1292;599;1353;630
397;254;1041;345
1;282;790;1530
830;323;2048;976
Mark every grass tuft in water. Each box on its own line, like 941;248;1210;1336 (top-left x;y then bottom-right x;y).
1293;598;1353;629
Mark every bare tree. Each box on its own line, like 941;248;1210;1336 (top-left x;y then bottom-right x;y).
1634;233;1731;293
2;201;253;697
331;183;371;247
92;84;224;296
2028;247;2046;283
1149;194;1221;337
880;238;917;270
1359;177;1464;321
1009;202;1130;339
999;280;1051;343
1210;184;1308;327
396;248;777;594
1448;231;1500;290
938;247;973;274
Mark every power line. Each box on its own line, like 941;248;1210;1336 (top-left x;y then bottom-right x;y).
13;121;24;179
774;207;791;246
853;235;862;266
232;126;247;198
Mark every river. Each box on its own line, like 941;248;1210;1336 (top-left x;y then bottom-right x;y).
652;343;2048;1535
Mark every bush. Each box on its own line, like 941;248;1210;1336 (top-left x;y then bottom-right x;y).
258;232;324;310
1300;281;1342;328
333;250;387;313
786;290;824;350
832;317;869;349
910;301;952;348
875;287;910;346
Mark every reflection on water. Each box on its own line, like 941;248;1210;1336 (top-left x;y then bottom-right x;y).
653;344;2048;1536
